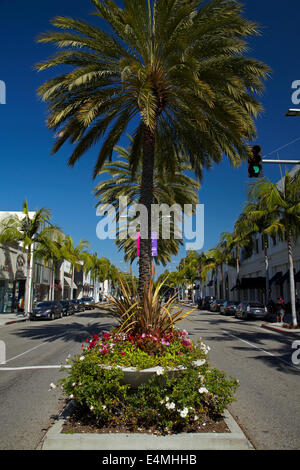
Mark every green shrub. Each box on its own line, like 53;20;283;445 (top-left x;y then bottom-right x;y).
58;328;239;433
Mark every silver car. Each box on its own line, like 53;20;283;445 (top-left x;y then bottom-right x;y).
80;297;95;310
235;302;268;320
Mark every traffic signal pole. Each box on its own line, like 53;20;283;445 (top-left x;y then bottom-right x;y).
262;159;300;164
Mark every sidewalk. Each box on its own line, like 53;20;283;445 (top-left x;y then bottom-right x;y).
0;313;28;326
261;322;300;337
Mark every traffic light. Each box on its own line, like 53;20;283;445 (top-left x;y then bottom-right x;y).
248;145;263;178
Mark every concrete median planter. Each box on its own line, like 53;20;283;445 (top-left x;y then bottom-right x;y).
100;360;205;387
40;401;253;450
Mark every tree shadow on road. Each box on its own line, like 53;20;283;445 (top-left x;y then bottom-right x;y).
13;312;118;345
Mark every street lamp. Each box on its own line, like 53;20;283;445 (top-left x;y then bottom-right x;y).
285;108;300;117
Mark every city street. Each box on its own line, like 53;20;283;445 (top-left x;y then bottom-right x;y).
0;306;299;450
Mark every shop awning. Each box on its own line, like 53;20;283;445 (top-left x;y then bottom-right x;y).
64;276;77;290
277;270;296;285
269;272;282;285
231;277;266;290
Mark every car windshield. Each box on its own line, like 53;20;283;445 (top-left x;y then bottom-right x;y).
249;303;264;307
36;302;53;307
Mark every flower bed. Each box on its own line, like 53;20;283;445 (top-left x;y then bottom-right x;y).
57;328;239;435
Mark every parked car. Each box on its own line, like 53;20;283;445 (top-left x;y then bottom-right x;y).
197;296;215;310
60;300;75;316
30;301;63;321
80;297;95;310
235;302;268;320
70;299;85;312
210;299;225;312
220;301;240;315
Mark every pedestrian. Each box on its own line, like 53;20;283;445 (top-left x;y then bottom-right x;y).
275;297;285;323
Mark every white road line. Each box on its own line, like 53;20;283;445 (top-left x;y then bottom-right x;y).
221;329;300;370
4;342;48;364
0;365;71;371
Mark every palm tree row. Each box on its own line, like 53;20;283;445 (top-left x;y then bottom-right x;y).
0;201;119;312
168;169;300;326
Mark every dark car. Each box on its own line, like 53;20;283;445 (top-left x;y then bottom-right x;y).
60;300;75;316
70;299;85;312
80;297;95;310
30;301;63;321
220;301;240;315
197;296;215;310
210;299;225;312
235;302;268;320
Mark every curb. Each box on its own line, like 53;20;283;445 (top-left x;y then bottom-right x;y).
41;402;254;451
1;318;28;326
261;323;300;337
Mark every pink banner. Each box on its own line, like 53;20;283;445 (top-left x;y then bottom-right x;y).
137;232;140;257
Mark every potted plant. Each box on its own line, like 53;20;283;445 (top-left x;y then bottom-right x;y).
57;273;239;434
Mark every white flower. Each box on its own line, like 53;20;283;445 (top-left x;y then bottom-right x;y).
72;382;76;387
90;405;94;411
69;394;74;399
49;383;56;390
198;387;209;394
102;405;107;410
79;355;85;361
179;407;189;418
194;415;199;421
198;374;205;383
165;396;169;402
194;359;206;367
166;402;176;410
156;367;164;376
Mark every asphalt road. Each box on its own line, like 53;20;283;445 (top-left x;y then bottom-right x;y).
179;306;300;450
0;309;118;450
0;306;299;450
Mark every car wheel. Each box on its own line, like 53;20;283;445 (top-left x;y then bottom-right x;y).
242;311;248;320
51;313;55;321
60;311;63;318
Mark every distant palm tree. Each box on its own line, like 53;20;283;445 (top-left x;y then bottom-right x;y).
93;145;200;265
248;170;300;326
0;201;60;313
61;236;91;298
36;0;269;295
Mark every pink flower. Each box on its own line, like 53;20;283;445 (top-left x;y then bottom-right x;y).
120;351;126;356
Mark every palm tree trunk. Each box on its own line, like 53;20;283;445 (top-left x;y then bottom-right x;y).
24;249;33;315
264;236;270;305
287;231;297;326
138;124;155;297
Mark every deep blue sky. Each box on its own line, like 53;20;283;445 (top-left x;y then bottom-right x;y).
0;0;300;276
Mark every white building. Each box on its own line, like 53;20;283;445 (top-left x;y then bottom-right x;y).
198;165;300;307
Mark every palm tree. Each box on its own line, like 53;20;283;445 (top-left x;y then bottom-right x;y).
0;201;60;313
243;200;278;305
36;0;269;295
60;236;91;299
202;238;235;299
248;170;300;326
34;233;65;301
93;145;200;266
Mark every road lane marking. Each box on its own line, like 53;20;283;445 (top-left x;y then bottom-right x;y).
0;365;71;371
4;342;48;364
221;329;300;370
